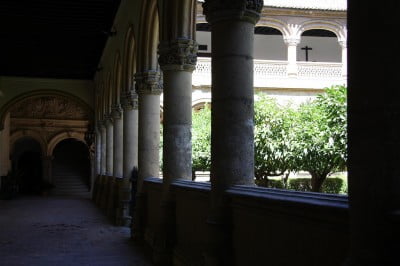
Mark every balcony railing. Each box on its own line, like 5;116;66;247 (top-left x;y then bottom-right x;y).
193;57;347;89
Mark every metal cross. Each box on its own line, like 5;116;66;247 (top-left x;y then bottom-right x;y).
301;46;313;61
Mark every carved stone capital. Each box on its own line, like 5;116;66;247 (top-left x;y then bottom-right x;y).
111;104;123;120
121;90;138;111
283;37;301;46
104;114;113;124
203;0;263;25
97;120;106;130
135;71;163;95
158;39;198;72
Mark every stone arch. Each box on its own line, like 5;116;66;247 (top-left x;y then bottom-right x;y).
123;25;137;92
297;20;344;62
256;18;289;36
113;52;122;105
95;82;104;121
0;90;93;130
297;20;345;41
10;130;46;156
47;131;86;157
192;98;211;109
104;71;112;116
137;0;160;71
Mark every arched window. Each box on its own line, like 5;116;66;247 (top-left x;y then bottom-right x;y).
254;26;286;60
298;29;341;62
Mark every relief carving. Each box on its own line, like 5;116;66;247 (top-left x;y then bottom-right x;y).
10;96;89;120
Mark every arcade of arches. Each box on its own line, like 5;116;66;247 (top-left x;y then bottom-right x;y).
0;0;399;265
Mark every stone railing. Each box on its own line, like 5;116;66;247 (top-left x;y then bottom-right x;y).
297;61;343;79
192;57;347;89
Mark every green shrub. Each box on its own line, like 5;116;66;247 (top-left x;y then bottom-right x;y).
255;179;285;189
288;178;312;191
321;177;344;194
268;179;285;189
288;177;345;194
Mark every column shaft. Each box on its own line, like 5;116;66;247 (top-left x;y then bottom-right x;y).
106;119;114;176
203;1;262;264
138;94;160;186
285;38;299;76
162;70;193;183
211;19;255;189
100;125;107;175
347;2;399;265
117;92;139;226
42;156;53;183
112;107;123;178
340;42;347;77
96;130;102;175
136;71;162;191
123;104;138;179
132;71;162;239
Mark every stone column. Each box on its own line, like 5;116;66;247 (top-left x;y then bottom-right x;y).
131;71;162;239
95;122;107;205
159;39;197;185
102;116;114;211
96;129;102;176
100;122;107;175
105;105;123;220
346;2;399;265
203;1;262;264
284;37;300;77
105;117;114;176
136;71;162;190
153;10;198;261
112;105;123;178
42;155;53;184
339;40;347;78
117;91;139;226
93;129;101;200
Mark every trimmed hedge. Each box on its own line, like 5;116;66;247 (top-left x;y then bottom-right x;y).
255;179;285;189
322;178;344;194
256;177;346;194
288;178;312;192
288;177;345;194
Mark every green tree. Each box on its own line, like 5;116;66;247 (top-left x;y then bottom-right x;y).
295;85;347;192
192;104;211;174
254;95;298;187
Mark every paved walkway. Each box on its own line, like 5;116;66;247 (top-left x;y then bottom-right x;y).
0;196;152;266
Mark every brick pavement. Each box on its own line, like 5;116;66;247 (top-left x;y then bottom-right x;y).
0;196;152;266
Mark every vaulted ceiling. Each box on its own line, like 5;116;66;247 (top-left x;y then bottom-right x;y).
0;0;121;80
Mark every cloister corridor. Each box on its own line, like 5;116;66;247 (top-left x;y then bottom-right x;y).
0;196;152;266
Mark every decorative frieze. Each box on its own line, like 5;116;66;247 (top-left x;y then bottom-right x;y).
10;95;89;120
121;90;139;111
135;71;163;95
158;39;198;72
203;0;263;24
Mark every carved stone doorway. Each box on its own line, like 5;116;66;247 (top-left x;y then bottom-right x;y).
51;138;91;196
11;137;43;195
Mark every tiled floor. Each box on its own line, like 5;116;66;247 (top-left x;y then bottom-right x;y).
0;196;152;266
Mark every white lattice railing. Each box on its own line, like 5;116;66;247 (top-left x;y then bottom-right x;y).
192;57;346;88
297;62;343;79
254;60;288;77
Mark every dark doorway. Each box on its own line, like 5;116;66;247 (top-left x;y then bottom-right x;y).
52;138;91;196
12;138;43;194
